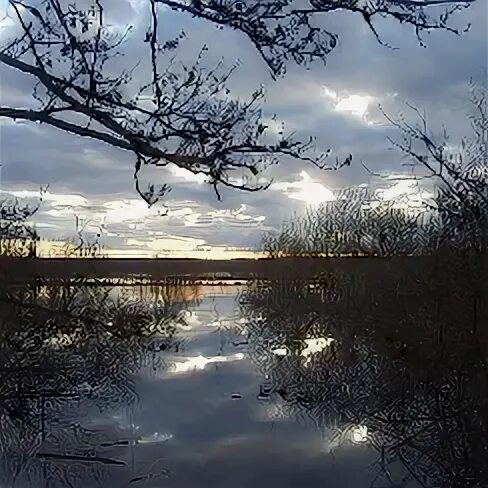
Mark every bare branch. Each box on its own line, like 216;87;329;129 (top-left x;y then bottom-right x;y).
157;0;473;76
0;0;475;204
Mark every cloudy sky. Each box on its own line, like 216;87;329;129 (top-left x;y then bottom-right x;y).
0;0;486;257
0;290;384;487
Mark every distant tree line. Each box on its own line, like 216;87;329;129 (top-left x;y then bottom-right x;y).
0;193;41;257
263;182;488;258
263;83;488;258
0;190;107;258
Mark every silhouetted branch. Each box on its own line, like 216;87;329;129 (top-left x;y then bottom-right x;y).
157;0;473;75
0;1;349;203
0;0;474;203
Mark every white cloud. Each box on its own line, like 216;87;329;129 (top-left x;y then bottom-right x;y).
367;178;435;215
167;164;208;184
376;179;433;205
2;189;40;200
1;185;264;256
271;171;336;206
182;204;266;227
34;222;60;229
322;86;373;120
2;174;431;257
101;198;162;224
127;234;205;252
376;179;418;201
335;94;372;119
43;208;72;219
322;86;338;100
205;204;264;224
6;189;88;208
167;207;195;218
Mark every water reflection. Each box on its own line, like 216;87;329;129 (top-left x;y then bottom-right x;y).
0;275;194;487
0;255;486;487
239;253;488;487
169;353;245;374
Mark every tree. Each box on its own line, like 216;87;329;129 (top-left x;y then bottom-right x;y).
381;81;488;255
0;189;45;257
263;184;428;257
263;83;487;258
0;0;475;203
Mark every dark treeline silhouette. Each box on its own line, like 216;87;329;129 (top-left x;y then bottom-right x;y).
239;84;488;487
263;83;488;259
263;181;488;258
0;192;41;257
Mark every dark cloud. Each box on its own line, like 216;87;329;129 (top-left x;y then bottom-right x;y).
0;0;485;251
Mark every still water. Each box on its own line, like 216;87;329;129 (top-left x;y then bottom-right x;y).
0;278;486;487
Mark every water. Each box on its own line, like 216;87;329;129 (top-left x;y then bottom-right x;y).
90;286;377;488
0;271;486;487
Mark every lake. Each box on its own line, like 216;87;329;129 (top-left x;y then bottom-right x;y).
0;260;486;487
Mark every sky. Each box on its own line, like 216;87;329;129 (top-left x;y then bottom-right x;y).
0;0;487;257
